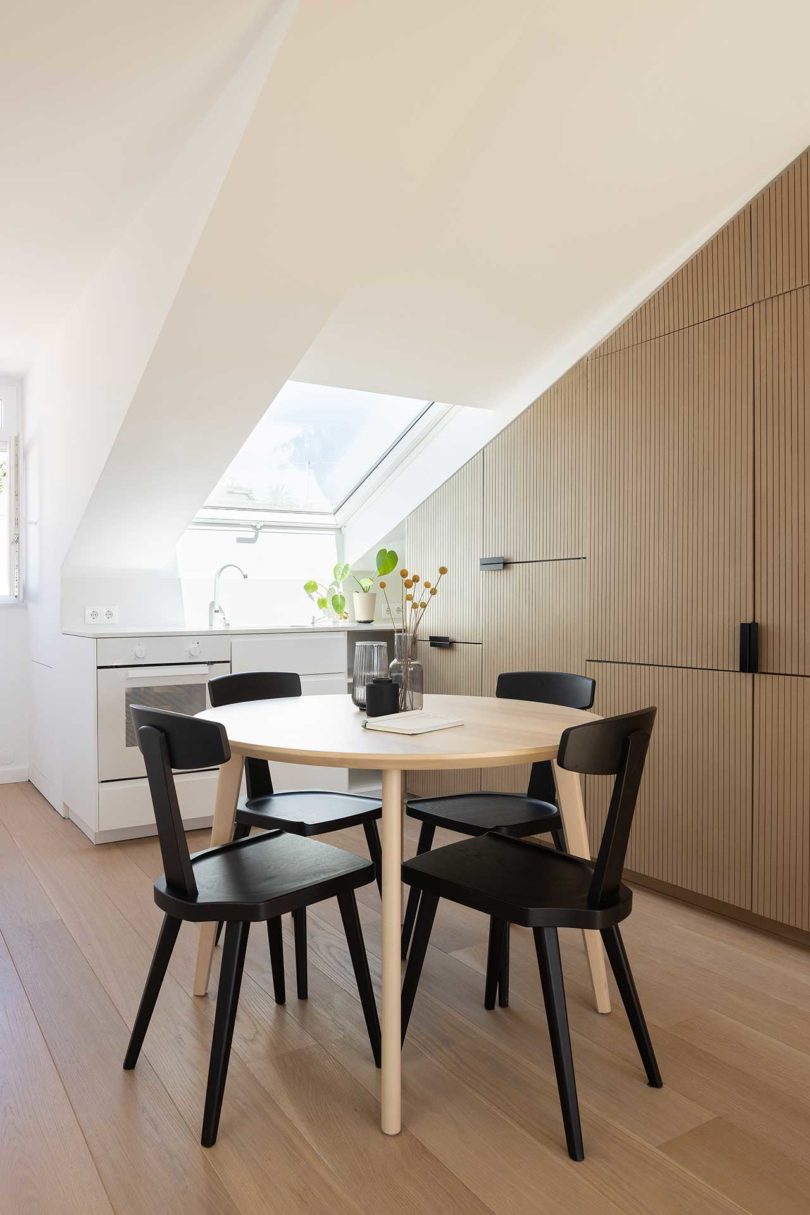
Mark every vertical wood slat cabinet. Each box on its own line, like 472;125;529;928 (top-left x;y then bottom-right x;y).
404;453;483;642
753;676;810;931
589;309;754;670
482;362;587;562
585;662;753;909
751;147;810;301
407;641;482;798
754;288;810;676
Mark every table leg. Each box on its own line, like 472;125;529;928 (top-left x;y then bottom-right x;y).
380;767;403;1134
193;753;244;997
552;761;611;1014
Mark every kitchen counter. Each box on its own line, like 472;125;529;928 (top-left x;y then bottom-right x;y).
63;622;396;639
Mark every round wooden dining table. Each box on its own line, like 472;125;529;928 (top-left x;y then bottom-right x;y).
194;692;609;1135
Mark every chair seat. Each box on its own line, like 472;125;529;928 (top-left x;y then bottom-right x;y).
406;792;561;837
236;790;382;834
402;833;632;929
154;832;375;922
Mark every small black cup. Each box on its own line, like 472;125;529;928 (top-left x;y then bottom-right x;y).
366;677;399;717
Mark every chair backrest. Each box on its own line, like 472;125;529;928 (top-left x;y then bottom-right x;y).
207;671;302;799
495;671;596;803
131;705;230;897
556;707;656;907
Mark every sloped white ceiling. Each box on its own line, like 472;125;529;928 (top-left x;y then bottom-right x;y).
0;0;278;372
43;0;810;574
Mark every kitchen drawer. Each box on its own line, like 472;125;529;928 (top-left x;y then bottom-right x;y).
96;634;231;667
231;631;346;676
97;770;219;840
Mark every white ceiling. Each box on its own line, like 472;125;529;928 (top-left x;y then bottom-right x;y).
0;0;277;372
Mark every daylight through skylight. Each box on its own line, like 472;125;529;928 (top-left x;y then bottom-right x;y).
205;382;432;516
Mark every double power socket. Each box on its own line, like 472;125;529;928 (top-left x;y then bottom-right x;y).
85;605;119;625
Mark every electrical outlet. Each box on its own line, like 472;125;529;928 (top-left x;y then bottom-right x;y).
85;606;102;624
85;605;119;625
102;606;119;623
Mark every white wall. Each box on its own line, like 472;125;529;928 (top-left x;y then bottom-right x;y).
0;606;29;782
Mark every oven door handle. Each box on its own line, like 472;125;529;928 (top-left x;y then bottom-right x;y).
124;664;212;680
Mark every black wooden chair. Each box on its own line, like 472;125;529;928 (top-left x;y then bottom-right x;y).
401;671;596;1011
400;707;661;1161
123;706;380;1147
208;671;383;999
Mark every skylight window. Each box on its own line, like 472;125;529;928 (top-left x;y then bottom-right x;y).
204;381;432;518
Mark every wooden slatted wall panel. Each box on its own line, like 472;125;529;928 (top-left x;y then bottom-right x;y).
404;453;482;642
752;148;810;301
482;362;587;560
753;675;810;931
585;662;753;908
481;560;585;692
595;208;752;355
589;310;753;669
754;289;810;675
407;642;482;797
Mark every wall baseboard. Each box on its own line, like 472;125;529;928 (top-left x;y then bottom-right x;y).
0;766;29;785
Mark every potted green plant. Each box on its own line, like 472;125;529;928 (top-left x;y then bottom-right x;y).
303;563;350;622
350;547;398;623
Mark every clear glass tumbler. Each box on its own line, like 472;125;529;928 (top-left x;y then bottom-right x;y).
351;641;390;710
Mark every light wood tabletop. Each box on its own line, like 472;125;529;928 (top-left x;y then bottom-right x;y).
195;692;609;1134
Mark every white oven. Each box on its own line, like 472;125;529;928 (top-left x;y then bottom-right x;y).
96;635;230;782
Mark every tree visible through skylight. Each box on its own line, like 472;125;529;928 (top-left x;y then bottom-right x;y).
205;382;431;515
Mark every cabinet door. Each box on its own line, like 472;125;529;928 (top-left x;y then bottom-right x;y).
753;675;810;931
405;454;482;642
407;641;482;798
483;363;587;562
589;310;753;669
585;662;753;908
755;289;810;675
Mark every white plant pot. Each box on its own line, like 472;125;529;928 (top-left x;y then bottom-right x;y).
352;592;377;623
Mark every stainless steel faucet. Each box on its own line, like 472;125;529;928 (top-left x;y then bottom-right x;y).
209;563;248;628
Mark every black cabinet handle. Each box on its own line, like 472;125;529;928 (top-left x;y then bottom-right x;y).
480;556;506;570
429;635;453;649
739;622;759;673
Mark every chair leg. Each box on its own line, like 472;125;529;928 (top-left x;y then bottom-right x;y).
401;822;436;959
337;891;381;1067
601;925;663;1088
533;927;585;1162
484;917;503;1010
498;921;510;1008
201;920;250;1148
401;891;439;1043
292;906;308;999
550;826;567;852
362;819;383;895
267;917;286;1005
215;823;252;947
123;914;182;1069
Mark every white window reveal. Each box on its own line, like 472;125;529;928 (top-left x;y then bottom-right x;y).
0;384;22;602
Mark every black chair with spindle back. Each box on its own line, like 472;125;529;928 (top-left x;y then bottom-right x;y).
401;671;596;1009
208;671;383;999
400;707;661;1161
123;706;380;1147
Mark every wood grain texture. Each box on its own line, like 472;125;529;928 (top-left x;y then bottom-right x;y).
595;208;751;355
753;675;810;931
585;663;753;908
752;147;810;301
589;311;754;669
482;362;587;560
481;560;586;692
408;643;482;797
404;452;482;642
754;289;810;675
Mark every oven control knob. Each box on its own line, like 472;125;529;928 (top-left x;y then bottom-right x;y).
133;644;147;659
188;640;202;657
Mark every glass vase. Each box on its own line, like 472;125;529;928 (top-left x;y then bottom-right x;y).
351;641;389;709
389;631;424;711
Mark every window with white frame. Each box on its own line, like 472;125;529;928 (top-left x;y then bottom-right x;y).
0;384;21;602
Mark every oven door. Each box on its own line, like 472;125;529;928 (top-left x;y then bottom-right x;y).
97;661;231;781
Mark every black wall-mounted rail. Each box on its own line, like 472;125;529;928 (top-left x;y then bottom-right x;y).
739;622;759;673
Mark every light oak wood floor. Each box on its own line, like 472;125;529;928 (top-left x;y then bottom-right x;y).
2;780;810;1215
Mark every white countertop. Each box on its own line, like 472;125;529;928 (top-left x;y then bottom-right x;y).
63;622;396;639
